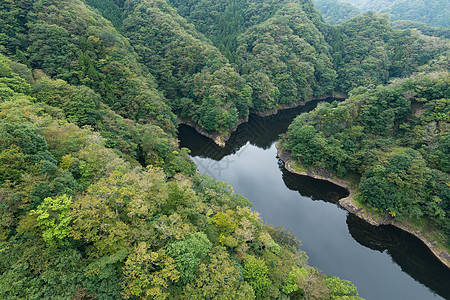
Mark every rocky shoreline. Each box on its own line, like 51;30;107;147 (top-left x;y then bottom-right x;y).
179;92;347;147
276;142;450;269
178;117;248;147
251;92;347;117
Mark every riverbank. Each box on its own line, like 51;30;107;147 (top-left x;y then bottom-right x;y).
276;142;450;269
178;92;347;147
178;117;248;147
252;92;347;117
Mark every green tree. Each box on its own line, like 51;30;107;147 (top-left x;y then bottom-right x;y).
243;255;272;299
29;195;73;246
165;232;212;284
183;247;255;299
122;243;179;300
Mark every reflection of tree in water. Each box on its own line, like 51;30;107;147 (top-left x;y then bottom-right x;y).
280;159;450;299
178;124;254;161
280;162;348;204
179;97;450;299
179;98;339;161
347;214;450;299
347;214;401;252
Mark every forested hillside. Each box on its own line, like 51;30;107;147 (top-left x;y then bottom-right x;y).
336;0;450;27
282;72;450;249
167;0;288;60
392;20;450;40
330;12;449;90
0;0;176;131
0;48;363;300
313;0;360;24
235;2;337;110
84;0;448;138
168;0;338;111
0;0;366;299
0;0;449;297
122;0;252;133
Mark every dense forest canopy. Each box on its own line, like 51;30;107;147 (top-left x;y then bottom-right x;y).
313;0;361;25
282;72;450;247
335;0;450;27
330;12;449;90
53;0;449;135
391;20;450;40
121;0;252;132
0;51;362;300
0;0;449;298
0;0;371;298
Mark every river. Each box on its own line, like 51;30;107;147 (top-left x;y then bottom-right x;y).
178;99;450;300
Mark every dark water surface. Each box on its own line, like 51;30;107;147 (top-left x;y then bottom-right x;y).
178;100;450;300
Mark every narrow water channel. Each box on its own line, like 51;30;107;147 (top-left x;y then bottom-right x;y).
178;99;450;300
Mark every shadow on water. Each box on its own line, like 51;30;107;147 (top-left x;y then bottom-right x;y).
279;163;450;299
279;162;450;299
179;98;339;160
347;215;450;299
279;160;349;203
178;98;450;299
